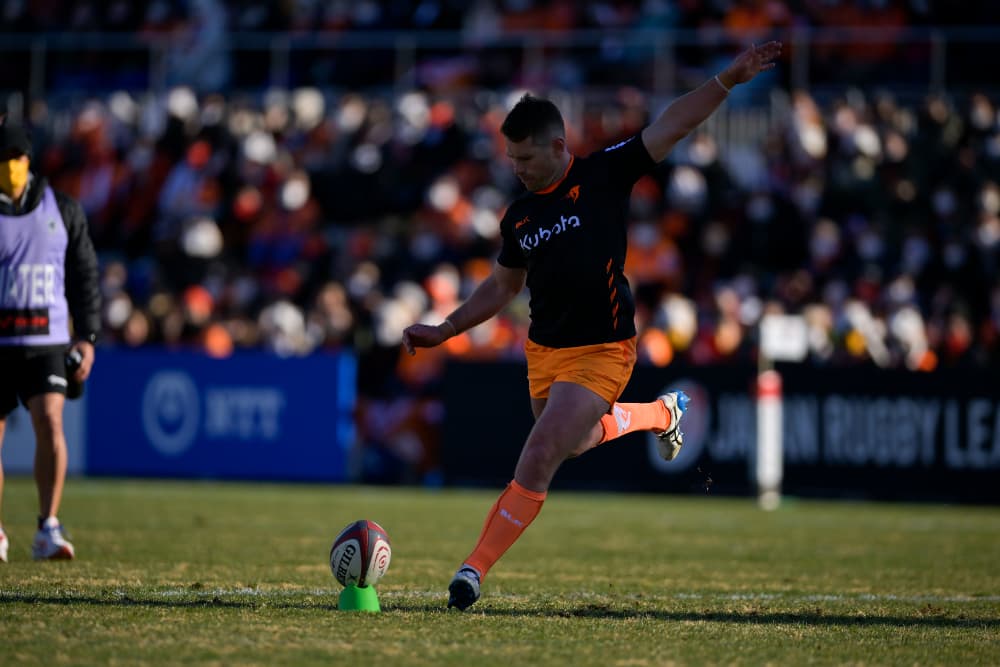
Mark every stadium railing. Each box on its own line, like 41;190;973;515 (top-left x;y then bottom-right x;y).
3;26;1000;106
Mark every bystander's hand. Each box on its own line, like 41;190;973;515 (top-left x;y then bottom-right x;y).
68;340;95;382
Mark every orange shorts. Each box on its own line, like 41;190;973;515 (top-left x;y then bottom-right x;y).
525;337;637;404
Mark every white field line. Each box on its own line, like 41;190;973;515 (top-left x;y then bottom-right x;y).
109;588;1000;605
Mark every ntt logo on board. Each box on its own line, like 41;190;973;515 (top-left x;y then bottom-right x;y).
142;371;201;456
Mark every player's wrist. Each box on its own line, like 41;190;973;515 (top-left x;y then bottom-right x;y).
76;332;98;345
715;72;735;93
440;318;458;339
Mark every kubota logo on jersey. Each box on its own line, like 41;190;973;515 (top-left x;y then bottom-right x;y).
514;216;531;229
564;185;580;203
518;214;582;252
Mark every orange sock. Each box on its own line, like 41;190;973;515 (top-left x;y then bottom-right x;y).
463;480;546;579
598;400;671;444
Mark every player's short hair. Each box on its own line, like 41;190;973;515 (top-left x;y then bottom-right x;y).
501;94;565;145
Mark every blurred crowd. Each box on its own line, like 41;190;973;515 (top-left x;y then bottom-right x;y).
23;84;997;370
5;0;999;481
23;83;1000;370
18;82;1000;483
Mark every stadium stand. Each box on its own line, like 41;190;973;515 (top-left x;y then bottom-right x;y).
3;0;998;481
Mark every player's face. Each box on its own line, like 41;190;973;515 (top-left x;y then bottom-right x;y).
505;137;563;192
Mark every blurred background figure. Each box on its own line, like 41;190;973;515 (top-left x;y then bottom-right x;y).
0;121;101;561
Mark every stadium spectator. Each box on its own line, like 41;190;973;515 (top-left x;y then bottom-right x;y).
0;122;100;562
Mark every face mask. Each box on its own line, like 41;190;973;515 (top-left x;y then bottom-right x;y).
0;157;29;198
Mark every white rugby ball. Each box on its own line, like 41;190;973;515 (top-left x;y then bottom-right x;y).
329;519;392;588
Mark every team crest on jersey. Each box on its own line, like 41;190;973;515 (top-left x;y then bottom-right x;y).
514;216;531;229
564;185;580;203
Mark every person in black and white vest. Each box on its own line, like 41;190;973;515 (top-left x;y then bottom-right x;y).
0;121;100;562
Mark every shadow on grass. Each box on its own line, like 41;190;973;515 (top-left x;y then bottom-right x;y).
2;592;997;629
0;591;337;613
389;600;1000;629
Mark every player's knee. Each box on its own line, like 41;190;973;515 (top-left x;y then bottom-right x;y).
520;436;563;472
566;441;592;459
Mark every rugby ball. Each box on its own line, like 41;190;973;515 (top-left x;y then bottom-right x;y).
329;519;392;588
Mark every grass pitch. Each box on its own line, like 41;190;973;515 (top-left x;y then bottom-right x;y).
0;478;998;666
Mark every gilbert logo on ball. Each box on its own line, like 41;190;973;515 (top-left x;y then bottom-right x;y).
330;519;392;588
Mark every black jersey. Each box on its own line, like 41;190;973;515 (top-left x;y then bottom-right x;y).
497;135;656;348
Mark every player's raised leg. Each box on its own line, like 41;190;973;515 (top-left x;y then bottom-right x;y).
568;390;690;460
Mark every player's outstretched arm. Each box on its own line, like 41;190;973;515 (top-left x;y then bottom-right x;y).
402;263;527;355
641;41;782;163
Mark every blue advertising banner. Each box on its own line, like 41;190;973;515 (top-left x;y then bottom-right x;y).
86;349;356;481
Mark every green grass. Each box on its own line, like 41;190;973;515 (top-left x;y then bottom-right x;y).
1;478;998;666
